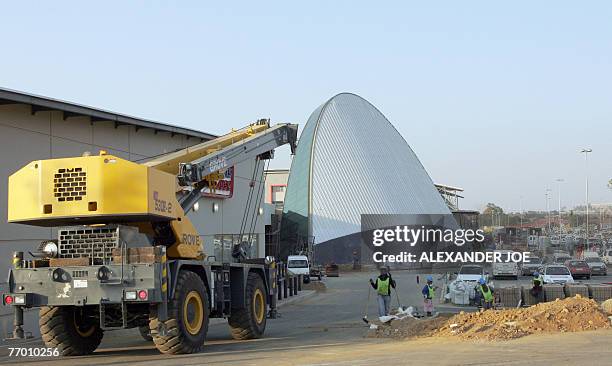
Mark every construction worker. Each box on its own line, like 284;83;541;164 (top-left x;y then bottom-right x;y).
477;278;494;310
531;271;544;299
370;266;396;317
421;275;435;316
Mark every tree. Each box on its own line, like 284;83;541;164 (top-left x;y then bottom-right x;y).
482;203;504;215
481;203;505;227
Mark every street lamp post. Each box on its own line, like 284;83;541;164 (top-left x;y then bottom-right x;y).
580;148;592;250
545;188;552;234
556;178;564;234
520;196;523;229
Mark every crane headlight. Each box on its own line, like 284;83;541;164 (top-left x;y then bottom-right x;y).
41;241;58;258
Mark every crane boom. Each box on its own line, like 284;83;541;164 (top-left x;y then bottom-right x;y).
177;123;297;212
143;120;271;175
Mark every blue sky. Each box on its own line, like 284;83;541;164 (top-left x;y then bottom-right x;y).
1;2;610;212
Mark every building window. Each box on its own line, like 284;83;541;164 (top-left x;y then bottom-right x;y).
271;185;286;204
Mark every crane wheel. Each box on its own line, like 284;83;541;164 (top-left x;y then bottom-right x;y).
149;270;209;354
228;272;267;340
39;306;103;356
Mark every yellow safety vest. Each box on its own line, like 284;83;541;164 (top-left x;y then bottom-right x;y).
377;277;390;295
480;285;493;302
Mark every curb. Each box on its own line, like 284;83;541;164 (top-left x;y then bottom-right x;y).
277;290;317;308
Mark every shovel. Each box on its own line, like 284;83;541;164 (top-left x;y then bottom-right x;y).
394;287;405;312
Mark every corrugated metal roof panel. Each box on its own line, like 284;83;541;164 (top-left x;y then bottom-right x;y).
0;87;216;140
284;93;451;244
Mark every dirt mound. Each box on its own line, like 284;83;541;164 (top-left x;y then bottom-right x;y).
368;315;450;339
602;299;612;315
303;281;327;292
369;295;611;342
436;295;610;341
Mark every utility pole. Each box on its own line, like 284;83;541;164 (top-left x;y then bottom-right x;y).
520;196;524;229
581;148;592;250
545;188;552;234
556;178;564;234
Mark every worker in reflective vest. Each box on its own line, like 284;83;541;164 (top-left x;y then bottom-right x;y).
478;278;494;310
531;271;543;299
370;266;396;317
421;276;436;316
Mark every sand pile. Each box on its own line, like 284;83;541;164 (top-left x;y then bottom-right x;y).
602;299;612;315
369;295;611;341
368;315;450;339
303;281;327;292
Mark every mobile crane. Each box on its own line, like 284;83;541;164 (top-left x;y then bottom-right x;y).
3;120;298;355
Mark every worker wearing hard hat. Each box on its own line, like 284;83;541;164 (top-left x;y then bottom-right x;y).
370;266;396;317
421;275;436;316
477;277;494;310
531;271;544;299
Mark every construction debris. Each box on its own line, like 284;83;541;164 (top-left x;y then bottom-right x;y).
368;314;450;339
602;299;612;315
368;295;611;341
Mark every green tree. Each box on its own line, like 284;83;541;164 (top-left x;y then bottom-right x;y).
482;203;504;215
481;203;504;227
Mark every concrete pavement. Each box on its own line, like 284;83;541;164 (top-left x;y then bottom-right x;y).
0;270;610;365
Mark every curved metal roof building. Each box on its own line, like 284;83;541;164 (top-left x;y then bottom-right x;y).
282;93;450;261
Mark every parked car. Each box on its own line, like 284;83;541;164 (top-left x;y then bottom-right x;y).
521;256;543;276
583;251;600;259
309;264;324;280
542;265;574;284
287;255;311;283
325;263;339;277
584;256;608;276
492;250;519;279
603;249;612;265
456;264;487;283
564;260;591;279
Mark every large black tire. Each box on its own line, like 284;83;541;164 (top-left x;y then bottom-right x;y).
138;325;153;341
228;272;267;340
149;270;209;354
39;306;103;356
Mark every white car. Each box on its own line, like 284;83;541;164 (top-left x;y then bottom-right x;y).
542;265;574;284
456;264;487;283
584;256;608;276
603;249;612;265
492;250;519;279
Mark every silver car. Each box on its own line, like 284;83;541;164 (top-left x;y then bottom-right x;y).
584;257;608;275
521;256;543;276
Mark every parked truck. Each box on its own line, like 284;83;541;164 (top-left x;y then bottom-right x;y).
2;120;298;355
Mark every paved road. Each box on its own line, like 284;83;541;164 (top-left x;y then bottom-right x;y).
0;270;427;365
0;270;610;365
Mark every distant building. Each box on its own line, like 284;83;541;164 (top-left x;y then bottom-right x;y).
264;169;290;212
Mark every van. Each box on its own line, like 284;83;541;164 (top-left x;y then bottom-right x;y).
492;250;519;279
287;255;311;283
